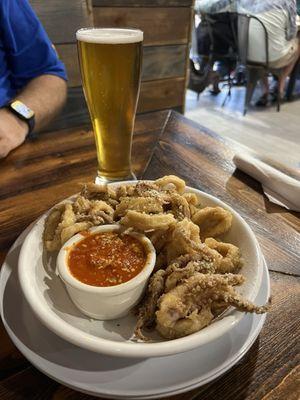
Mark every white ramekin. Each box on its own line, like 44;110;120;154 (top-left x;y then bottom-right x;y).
56;224;156;320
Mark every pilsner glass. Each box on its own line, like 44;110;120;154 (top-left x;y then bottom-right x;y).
76;28;143;182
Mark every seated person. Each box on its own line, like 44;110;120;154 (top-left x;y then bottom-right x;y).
195;0;237;94
239;0;300;104
0;0;67;158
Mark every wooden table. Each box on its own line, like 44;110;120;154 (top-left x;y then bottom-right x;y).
1;110;299;399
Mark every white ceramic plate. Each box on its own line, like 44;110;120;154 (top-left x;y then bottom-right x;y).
0;228;270;399
18;184;264;358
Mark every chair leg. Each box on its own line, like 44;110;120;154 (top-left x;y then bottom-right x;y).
277;85;281;112
197;92;200;101
243;68;261;116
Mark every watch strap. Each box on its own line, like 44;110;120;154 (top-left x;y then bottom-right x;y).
6;101;35;136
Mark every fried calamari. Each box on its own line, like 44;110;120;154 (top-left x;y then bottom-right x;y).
43;175;270;341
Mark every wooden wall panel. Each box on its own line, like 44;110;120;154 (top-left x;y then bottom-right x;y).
93;1;193;6
30;0;93;44
45;87;90;132
56;43;187;87
142;45;186;81
56;45;81;87
138;78;186;113
45;78;185;132
93;7;191;46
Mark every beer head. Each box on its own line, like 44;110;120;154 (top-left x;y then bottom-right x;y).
76;28;143;44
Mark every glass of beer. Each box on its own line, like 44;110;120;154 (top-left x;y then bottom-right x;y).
76;28;143;182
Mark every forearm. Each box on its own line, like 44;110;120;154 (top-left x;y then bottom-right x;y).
15;74;67;132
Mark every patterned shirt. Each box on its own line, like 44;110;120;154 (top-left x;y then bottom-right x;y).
195;0;297;39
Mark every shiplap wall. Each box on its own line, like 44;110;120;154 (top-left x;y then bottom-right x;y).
30;0;194;131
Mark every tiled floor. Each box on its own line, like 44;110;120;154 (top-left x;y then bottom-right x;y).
185;85;300;169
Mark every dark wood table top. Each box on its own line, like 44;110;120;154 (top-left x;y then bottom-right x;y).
0;110;299;400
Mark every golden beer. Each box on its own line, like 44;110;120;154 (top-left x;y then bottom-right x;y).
76;28;143;182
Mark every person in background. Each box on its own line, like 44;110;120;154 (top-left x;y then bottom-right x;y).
239;0;300;105
0;0;67;158
195;0;237;94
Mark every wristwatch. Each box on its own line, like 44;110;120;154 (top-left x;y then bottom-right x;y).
6;100;35;137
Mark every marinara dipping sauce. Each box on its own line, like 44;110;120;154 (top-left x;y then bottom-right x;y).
68;232;147;287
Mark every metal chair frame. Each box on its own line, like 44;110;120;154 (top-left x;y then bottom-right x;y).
238;13;282;115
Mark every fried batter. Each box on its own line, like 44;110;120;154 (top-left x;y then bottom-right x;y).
165;254;217;291
135;269;166;340
192;206;232;239
115;196;164;218
120;210;176;231
156;273;269;339
168;193;190;221
165;219;202;262
205;237;241;273
155;175;186;194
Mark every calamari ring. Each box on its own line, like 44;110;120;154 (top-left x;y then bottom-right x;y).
192;206;232;239
182;192;199;206
120;210;176;231
155;175;186;194
205;237;241;273
60;222;92;244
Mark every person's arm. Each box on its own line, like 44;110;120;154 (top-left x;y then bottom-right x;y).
0;0;68;158
0;75;67;158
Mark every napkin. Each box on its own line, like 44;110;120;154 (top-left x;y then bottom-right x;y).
233;152;300;211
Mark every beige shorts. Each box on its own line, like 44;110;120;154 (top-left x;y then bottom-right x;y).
269;38;299;69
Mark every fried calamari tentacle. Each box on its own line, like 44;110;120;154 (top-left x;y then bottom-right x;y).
120;210;176;231
156;272;270;339
74;196;114;225
115;184;136;200
135;269;167;340
155;273;250;339
115;196;164;218
155;175;186;194
205;237;241;273
192;206;232;239
165;254;217;291
81;182;108;200
165;218;202;262
211;289;271;315
73;195;91;214
168;193;190;221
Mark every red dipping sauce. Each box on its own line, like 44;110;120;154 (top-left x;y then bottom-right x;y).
68;232;147;287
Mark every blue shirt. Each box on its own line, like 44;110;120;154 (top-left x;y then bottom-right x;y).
0;0;67;108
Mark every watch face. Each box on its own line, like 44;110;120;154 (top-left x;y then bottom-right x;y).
10;100;34;119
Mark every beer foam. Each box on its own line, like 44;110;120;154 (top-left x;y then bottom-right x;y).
76;28;143;44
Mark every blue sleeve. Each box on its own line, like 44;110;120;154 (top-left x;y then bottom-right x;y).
0;0;67;90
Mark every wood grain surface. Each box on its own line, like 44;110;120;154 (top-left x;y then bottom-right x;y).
138;78;186;113
93;7;192;46
31;0;93;44
93;0;194;6
0;111;299;400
